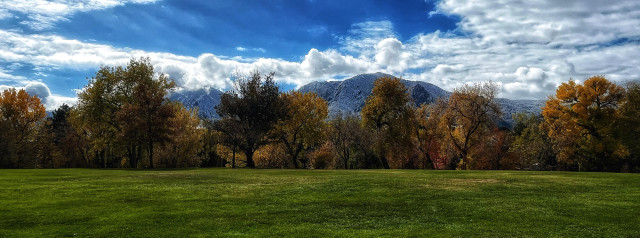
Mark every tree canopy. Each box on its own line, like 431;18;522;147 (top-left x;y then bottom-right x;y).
215;71;288;168
542;76;628;171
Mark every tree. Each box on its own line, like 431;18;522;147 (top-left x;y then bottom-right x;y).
507;112;556;170
361;76;414;169
214;71;287;168
413;100;447;169
76;57;177;168
157;105;203;168
440;82;501;169
275;91;328;168
618;82;640;171
76;62;128;168
542;76;627;171
329;112;362;169
212;118;242;168
117;59;176;169
39;104;71;168
0;88;46;168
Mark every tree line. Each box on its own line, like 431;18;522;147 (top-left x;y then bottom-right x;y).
1;58;638;172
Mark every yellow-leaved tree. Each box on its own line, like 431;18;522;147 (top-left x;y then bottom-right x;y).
0;88;46;168
361;76;414;169
542;76;627;171
275;91;329;168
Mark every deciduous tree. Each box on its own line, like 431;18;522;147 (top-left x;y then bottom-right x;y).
361;76;414;169
440;82;501;169
76;57;178;168
0;88;46;168
275;92;328;168
507;112;556;170
542;76;627;171
618;82;640;171
215;71;287;168
413;100;447;169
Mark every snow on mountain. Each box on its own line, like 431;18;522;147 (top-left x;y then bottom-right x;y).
171;72;544;127
299;72;449;116
169;88;223;119
299;72;544;127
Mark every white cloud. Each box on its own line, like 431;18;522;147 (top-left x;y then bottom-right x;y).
24;82;51;99
2;0;640;101
236;47;266;53
0;0;159;30
338;20;397;56
0;29;378;93
0;82;77;110
374;38;403;70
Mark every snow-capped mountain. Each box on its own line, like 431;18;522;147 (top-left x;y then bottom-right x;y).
171;72;545;126
169;88;223;119
299;72;449;115
299;72;544;126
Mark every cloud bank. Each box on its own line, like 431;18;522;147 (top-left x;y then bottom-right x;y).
1;0;640;110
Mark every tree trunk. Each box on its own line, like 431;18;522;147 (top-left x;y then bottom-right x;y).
136;146;141;169
343;150;349;170
149;140;154;169
380;155;390;169
291;153;299;169
232;144;236;169
424;152;434;169
245;149;255;168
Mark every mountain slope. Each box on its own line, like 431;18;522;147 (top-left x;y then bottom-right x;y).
169;88;223;119
299;72;449;115
171;73;545;127
299;73;544;126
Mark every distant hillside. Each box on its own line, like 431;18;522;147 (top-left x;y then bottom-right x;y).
299;73;544;126
171;72;545;126
169;88;222;119
299;72;449;116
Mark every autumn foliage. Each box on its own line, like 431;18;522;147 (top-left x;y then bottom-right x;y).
0;58;637;172
542;76;630;171
0;88;46;168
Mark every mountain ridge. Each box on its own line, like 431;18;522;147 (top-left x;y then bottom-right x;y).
170;73;545;126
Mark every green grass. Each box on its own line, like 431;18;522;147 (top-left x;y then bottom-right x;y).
0;169;639;237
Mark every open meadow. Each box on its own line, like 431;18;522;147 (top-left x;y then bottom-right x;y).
1;169;639;237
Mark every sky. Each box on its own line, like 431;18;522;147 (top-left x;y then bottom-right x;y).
1;0;640;109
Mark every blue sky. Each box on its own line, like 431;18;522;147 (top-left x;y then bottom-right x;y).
1;0;640;109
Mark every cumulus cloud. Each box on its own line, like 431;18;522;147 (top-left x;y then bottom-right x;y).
2;0;640;100
0;0;159;30
0;82;76;110
24;82;51;100
374;38;403;70
0;29;378;93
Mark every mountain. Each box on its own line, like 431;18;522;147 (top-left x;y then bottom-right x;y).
299;72;544;127
171;72;545;127
299;72;450;116
169;88;223;119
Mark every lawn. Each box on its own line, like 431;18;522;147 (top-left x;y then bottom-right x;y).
0;169;638;237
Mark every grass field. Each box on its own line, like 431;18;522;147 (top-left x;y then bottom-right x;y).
0;169;639;237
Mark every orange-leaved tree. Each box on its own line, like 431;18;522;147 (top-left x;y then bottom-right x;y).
0;88;46;168
541;76;627;171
